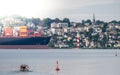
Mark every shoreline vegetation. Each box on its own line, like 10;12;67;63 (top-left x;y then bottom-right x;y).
0;15;120;49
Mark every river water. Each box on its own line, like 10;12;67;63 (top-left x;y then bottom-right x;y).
0;49;120;75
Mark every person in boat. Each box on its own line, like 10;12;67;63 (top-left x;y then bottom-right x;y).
20;64;29;71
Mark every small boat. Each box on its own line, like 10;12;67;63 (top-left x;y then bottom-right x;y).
20;64;29;72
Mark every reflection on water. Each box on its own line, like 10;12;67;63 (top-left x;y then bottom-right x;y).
0;49;120;75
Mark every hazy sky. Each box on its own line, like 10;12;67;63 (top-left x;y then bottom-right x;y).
0;0;120;22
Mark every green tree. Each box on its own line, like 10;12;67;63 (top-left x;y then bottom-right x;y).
99;35;108;48
32;17;41;25
95;20;104;25
82;20;85;25
93;34;100;42
85;19;92;25
102;23;108;32
62;18;70;27
118;21;120;24
110;20;118;24
43;18;52;28
53;18;61;23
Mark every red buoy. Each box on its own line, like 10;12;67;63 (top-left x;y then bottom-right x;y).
56;60;60;71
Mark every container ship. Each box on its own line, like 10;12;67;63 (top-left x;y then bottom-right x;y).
0;26;51;49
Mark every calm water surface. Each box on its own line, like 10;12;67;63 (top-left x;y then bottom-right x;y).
0;49;120;75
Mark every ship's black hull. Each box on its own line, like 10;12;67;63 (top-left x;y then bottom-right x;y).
0;36;51;45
